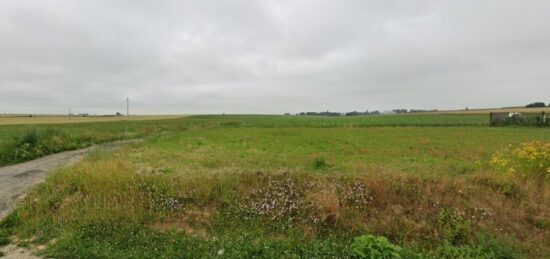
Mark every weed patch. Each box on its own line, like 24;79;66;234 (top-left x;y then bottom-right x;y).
436;208;471;246
350;234;403;258
44;223;349;258
491;141;550;179
312;156;327;169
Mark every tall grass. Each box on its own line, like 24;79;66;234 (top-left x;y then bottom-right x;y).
0;118;188;166
4;155;548;257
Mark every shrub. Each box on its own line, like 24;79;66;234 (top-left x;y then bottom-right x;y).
0;211;20;247
0;229;10;246
350;234;402;258
0;129;63;165
19;129;39;147
312;157;327;169
491;141;550;179
437;208;471;245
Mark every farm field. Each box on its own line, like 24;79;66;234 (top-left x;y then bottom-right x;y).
1;114;550;258
0;117;189;166
0;114;487;167
0;115;184;125
433;106;550;115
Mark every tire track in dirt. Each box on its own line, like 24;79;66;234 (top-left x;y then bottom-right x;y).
0;140;139;219
0;140;139;258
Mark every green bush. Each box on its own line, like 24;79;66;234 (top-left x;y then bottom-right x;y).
0;229;10;246
0;210;22;247
312;157;327;169
437;208;471;245
350;234;402;258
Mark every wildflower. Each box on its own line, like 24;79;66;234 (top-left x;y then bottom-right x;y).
490;141;550;179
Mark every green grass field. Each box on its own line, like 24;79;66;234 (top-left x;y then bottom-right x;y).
1;114;549;258
0;114;487;167
0;118;189;166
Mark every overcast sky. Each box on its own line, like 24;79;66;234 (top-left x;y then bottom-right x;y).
1;1;549;114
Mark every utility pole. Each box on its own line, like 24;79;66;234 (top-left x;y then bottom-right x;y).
126;97;130;117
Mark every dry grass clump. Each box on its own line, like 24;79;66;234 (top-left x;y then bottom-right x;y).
229;172;549;253
305;185;341;226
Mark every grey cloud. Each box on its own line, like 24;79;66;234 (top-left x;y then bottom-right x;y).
1;0;549;114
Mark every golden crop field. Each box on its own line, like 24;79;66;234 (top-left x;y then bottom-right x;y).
432;106;550;115
0;115;185;125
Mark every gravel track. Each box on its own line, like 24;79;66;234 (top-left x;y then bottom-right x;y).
0;140;139;258
0;140;137;218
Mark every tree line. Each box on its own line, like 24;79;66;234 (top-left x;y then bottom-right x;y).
525;102;550;108
296;109;438;117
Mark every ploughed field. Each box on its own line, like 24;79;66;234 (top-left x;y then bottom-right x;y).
1;114;549;258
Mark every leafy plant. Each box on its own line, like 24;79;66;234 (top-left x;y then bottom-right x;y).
437;208;471;245
350;234;402;258
491;141;550;179
0;229;10;246
430;236;521;259
312;157;327;169
0;211;21;247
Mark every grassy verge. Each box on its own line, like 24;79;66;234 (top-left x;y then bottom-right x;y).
2;158;544;257
1;115;548;257
0;118;188;166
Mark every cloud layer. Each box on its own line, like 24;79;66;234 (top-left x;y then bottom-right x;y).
1;0;549;114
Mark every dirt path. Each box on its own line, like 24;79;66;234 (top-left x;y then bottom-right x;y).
0;148;88;219
0;140;139;258
0;140;137;219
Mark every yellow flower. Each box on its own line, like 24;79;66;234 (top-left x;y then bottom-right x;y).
491;141;550;178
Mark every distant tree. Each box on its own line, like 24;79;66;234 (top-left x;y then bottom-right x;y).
392;109;408;114
526;102;546;108
116;112;123;116
304;111;341;116
369;110;381;115
345;111;360;116
409;109;437;113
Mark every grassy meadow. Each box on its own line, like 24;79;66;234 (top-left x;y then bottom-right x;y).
1;114;550;258
0;117;189;166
